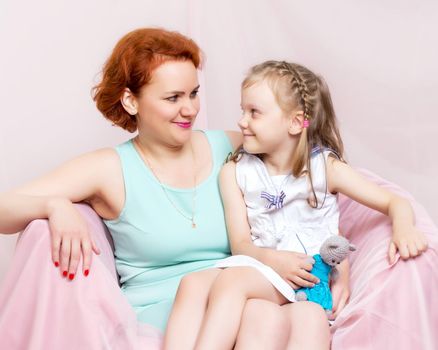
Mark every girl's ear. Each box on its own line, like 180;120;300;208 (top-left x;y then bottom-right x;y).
120;88;138;116
289;111;305;135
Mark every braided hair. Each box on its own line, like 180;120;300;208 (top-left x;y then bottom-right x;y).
235;60;345;208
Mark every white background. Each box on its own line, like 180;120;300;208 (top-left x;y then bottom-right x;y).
1;0;437;283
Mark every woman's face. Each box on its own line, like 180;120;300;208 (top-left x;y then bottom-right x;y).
135;60;200;146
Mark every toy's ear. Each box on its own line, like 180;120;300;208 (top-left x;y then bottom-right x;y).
349;244;356;252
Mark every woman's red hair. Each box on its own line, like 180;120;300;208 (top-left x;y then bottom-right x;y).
93;28;201;132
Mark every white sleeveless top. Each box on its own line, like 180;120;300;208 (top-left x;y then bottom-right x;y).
236;150;339;256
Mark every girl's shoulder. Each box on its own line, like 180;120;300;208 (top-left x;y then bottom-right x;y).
310;147;341;174
310;146;341;161
235;152;261;169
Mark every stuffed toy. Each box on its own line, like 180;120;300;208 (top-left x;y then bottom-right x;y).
295;235;356;311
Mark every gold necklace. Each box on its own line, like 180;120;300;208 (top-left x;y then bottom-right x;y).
134;138;197;228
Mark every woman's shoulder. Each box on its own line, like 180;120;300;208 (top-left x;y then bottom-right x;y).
73;147;121;169
74;147;124;218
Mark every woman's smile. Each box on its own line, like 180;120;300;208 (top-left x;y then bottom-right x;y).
174;121;192;129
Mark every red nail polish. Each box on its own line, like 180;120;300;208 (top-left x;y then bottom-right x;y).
54;261;59;267
69;273;75;280
62;271;68;277
84;269;89;277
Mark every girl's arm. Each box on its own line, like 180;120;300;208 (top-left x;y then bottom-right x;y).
327;157;428;264
0;148;122;276
219;161;319;288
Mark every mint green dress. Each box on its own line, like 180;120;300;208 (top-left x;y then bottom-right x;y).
103;130;232;331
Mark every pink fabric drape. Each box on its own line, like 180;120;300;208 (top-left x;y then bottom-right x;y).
0;170;436;349
332;169;438;349
0;204;162;350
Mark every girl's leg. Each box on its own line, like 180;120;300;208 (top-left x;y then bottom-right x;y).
235;299;290;350
236;300;330;350
285;301;330;350
195;267;287;350
164;268;221;350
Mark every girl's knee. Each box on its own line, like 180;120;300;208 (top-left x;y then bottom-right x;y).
288;302;330;331
237;300;289;350
245;299;288;329
290;301;326;317
285;302;330;349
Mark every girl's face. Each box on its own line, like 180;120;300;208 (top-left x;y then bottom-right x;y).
239;80;292;155
134;60;200;146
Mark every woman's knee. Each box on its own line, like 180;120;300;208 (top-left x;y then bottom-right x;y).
176;269;220;301
208;267;254;299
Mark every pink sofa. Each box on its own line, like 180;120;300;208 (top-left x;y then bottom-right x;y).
0;169;436;349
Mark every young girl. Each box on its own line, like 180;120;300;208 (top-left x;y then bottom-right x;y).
164;60;428;350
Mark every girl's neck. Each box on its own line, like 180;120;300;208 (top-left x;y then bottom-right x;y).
261;147;295;176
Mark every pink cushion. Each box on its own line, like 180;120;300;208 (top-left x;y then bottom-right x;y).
0;169;436;349
332;169;438;349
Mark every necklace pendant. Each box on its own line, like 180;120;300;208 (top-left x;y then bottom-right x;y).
192;221;196;229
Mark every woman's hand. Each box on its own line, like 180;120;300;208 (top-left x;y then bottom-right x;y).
388;224;428;264
47;198;100;280
266;250;319;289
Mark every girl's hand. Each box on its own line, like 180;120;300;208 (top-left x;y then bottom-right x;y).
388;225;428;264
328;259;350;320
48;198;100;280
267;250;319;289
326;159;429;266
329;276;350;320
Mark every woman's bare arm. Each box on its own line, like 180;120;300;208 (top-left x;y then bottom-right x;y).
0;147;123;277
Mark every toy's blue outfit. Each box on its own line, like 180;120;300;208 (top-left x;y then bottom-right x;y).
296;254;333;310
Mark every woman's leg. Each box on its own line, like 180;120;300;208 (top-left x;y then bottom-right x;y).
236;300;330;350
195;267;287;350
164;268;221;350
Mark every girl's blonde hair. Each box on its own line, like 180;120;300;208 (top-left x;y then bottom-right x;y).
232;60;345;208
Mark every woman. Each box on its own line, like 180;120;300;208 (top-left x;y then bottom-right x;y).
0;28;326;349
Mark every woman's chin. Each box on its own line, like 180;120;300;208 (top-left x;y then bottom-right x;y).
170;129;194;146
